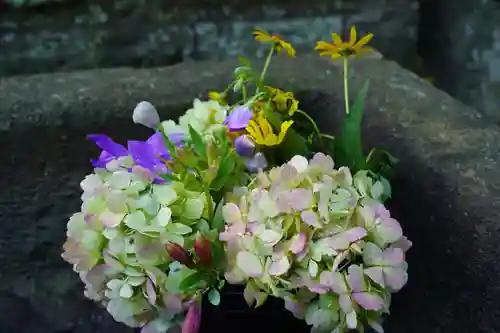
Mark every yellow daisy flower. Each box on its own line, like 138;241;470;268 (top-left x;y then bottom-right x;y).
246;116;294;146
253;28;296;57
315;26;374;60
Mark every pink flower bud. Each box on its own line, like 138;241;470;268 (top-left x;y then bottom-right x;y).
194;236;212;266
165;243;195;269
182;300;201;333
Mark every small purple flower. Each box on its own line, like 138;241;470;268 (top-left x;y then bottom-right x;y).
245;152;268;172
128;132;185;183
234;135;255;157
224;105;253;131
87;134;128;168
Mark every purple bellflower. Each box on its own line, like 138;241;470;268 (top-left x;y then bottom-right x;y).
87;134;128;168
88;132;185;183
224;105;253;131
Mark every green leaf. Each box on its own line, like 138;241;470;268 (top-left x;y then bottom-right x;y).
210;239;226;269
188;125;206;159
334;79;370;172
179;271;205;292
207;289;221;306
211;153;237;191
238;56;251;68
211;199;225;231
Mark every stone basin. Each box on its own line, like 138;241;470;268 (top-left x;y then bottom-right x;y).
1;54;500;333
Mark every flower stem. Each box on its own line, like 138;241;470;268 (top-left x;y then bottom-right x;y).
343;56;350;115
242;84;247;102
296;109;323;147
256;46;275;94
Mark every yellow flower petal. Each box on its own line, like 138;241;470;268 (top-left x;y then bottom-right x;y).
331;33;343;46
282;42;296;57
246;120;264;143
353;33;374;50
348;26;358;47
257;116;273;137
277;120;294;143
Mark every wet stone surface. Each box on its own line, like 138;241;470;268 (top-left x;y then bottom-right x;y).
1;54;500;332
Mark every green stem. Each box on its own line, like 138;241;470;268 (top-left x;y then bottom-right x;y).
255;46;275;94
343;56;350;115
296;109;323;147
242;84;247;102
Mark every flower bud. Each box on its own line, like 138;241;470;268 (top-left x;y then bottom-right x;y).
165;243;195;268
234;135;255;157
182;300;201;333
245;152;268;172
194;236;212;266
133;101;160;129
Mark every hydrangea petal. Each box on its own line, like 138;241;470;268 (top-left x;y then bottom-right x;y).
352;292;385;310
290;232;307;254
289;155;309;173
363;242;384;266
268;256;290;276
382;247;404;266
339;294;353;313
383;266;407;291
346;265;365;292
377;217;403;243
100;210;125;228
300;210;322;228
346;310;357;329
364;267;385;287
258;229;282;246
328;227;367;250
319;271;347;294
237;251;264;278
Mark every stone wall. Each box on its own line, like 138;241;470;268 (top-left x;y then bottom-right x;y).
2;54;500;333
419;0;500;121
0;0;419;76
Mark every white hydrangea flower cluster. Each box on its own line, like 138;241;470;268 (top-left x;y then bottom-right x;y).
219;153;412;333
161;99;228;138
62;159;211;333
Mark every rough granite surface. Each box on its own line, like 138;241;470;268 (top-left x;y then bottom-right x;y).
1;54;500;333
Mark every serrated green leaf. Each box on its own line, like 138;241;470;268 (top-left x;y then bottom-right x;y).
207;289;221;306
179;271;205;292
334;79;370;172
188;125;206;159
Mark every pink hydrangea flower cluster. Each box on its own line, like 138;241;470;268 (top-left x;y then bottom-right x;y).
219;153;412;332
